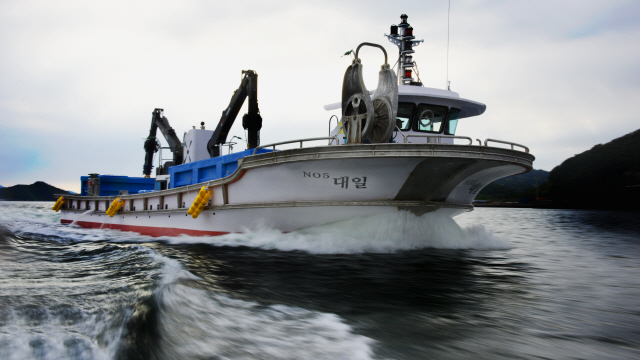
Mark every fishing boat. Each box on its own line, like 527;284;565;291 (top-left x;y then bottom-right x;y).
56;14;534;237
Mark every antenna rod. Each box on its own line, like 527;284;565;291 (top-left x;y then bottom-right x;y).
447;0;451;90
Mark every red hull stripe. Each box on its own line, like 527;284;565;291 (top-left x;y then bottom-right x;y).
60;219;230;237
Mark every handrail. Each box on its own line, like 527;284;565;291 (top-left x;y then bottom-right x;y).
328;115;339;137
355;42;388;64
405;134;473;145
394;126;408;143
250;134;528;154
253;136;338;154
484;138;529;153
328;115;341;145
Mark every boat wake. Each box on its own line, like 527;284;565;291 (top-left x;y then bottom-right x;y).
4;207;510;253
151;211;512;254
0;224;375;360
101;246;376;359
143;274;374;359
0;230;157;359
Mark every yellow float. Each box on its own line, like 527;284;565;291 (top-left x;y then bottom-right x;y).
188;186;213;219
106;198;125;217
52;196;65;212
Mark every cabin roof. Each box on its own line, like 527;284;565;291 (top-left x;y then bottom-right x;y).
324;85;486;119
398;86;486;119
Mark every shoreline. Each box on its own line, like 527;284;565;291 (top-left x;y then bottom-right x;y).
473;202;639;211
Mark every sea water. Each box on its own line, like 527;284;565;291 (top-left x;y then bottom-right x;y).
0;201;639;359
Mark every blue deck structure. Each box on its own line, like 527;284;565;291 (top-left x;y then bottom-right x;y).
168;149;272;188
80;175;155;196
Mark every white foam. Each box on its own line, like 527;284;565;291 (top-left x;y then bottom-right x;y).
0;241;190;360
460;223;512;250
0;305;124;360
3;202;511;253
153;284;374;360
143;244;375;359
146;249;201;285
0;201;60;226
160;211;512;253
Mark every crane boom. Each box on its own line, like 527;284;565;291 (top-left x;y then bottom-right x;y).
207;70;262;157
142;108;184;177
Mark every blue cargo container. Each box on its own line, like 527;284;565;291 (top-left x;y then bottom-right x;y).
168;149;272;188
80;175;155;196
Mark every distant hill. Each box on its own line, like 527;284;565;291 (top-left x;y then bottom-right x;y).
477;169;549;202
548;129;640;210
0;181;73;201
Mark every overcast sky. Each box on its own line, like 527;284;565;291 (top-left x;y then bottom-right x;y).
1;0;639;192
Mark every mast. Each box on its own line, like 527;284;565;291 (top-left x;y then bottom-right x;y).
385;14;424;86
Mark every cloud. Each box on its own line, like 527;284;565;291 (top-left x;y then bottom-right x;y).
0;0;639;190
0;129;49;176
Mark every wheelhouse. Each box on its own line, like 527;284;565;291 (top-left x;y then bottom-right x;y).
390;85;486;144
327;85;487;145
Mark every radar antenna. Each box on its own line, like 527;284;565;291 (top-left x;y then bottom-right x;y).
385;14;424;86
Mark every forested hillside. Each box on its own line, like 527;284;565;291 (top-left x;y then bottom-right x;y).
477;169;549;202
548;129;640;209
0;181;72;201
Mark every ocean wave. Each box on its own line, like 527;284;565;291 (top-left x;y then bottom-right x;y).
148;283;374;360
0;233;161;360
117;241;376;359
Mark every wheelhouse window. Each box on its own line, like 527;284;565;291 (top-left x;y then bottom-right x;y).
395;102;460;134
446;108;461;135
414;104;447;133
396;102;415;131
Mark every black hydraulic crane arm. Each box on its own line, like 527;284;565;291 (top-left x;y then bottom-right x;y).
207;70;262;158
142;108;184;177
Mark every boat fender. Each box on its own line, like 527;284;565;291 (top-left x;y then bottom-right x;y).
106;198;125;217
106;197;120;216
52;196;65;212
187;188;206;215
115;200;125;217
188;186;212;219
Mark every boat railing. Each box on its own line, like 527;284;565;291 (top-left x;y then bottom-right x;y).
484;138;530;153
327;115;342;145
158;146;173;168
252;134;529;154
404;134;474;145
253;136;339;154
328;115;340;138
394;127;408;143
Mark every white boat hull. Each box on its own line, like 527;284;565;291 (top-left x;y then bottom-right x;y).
59;143;534;236
61;203;470;236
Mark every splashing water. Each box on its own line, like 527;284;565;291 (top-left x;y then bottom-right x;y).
71;209;95;226
150;210;511;254
149;284;374;359
3;204;510;253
